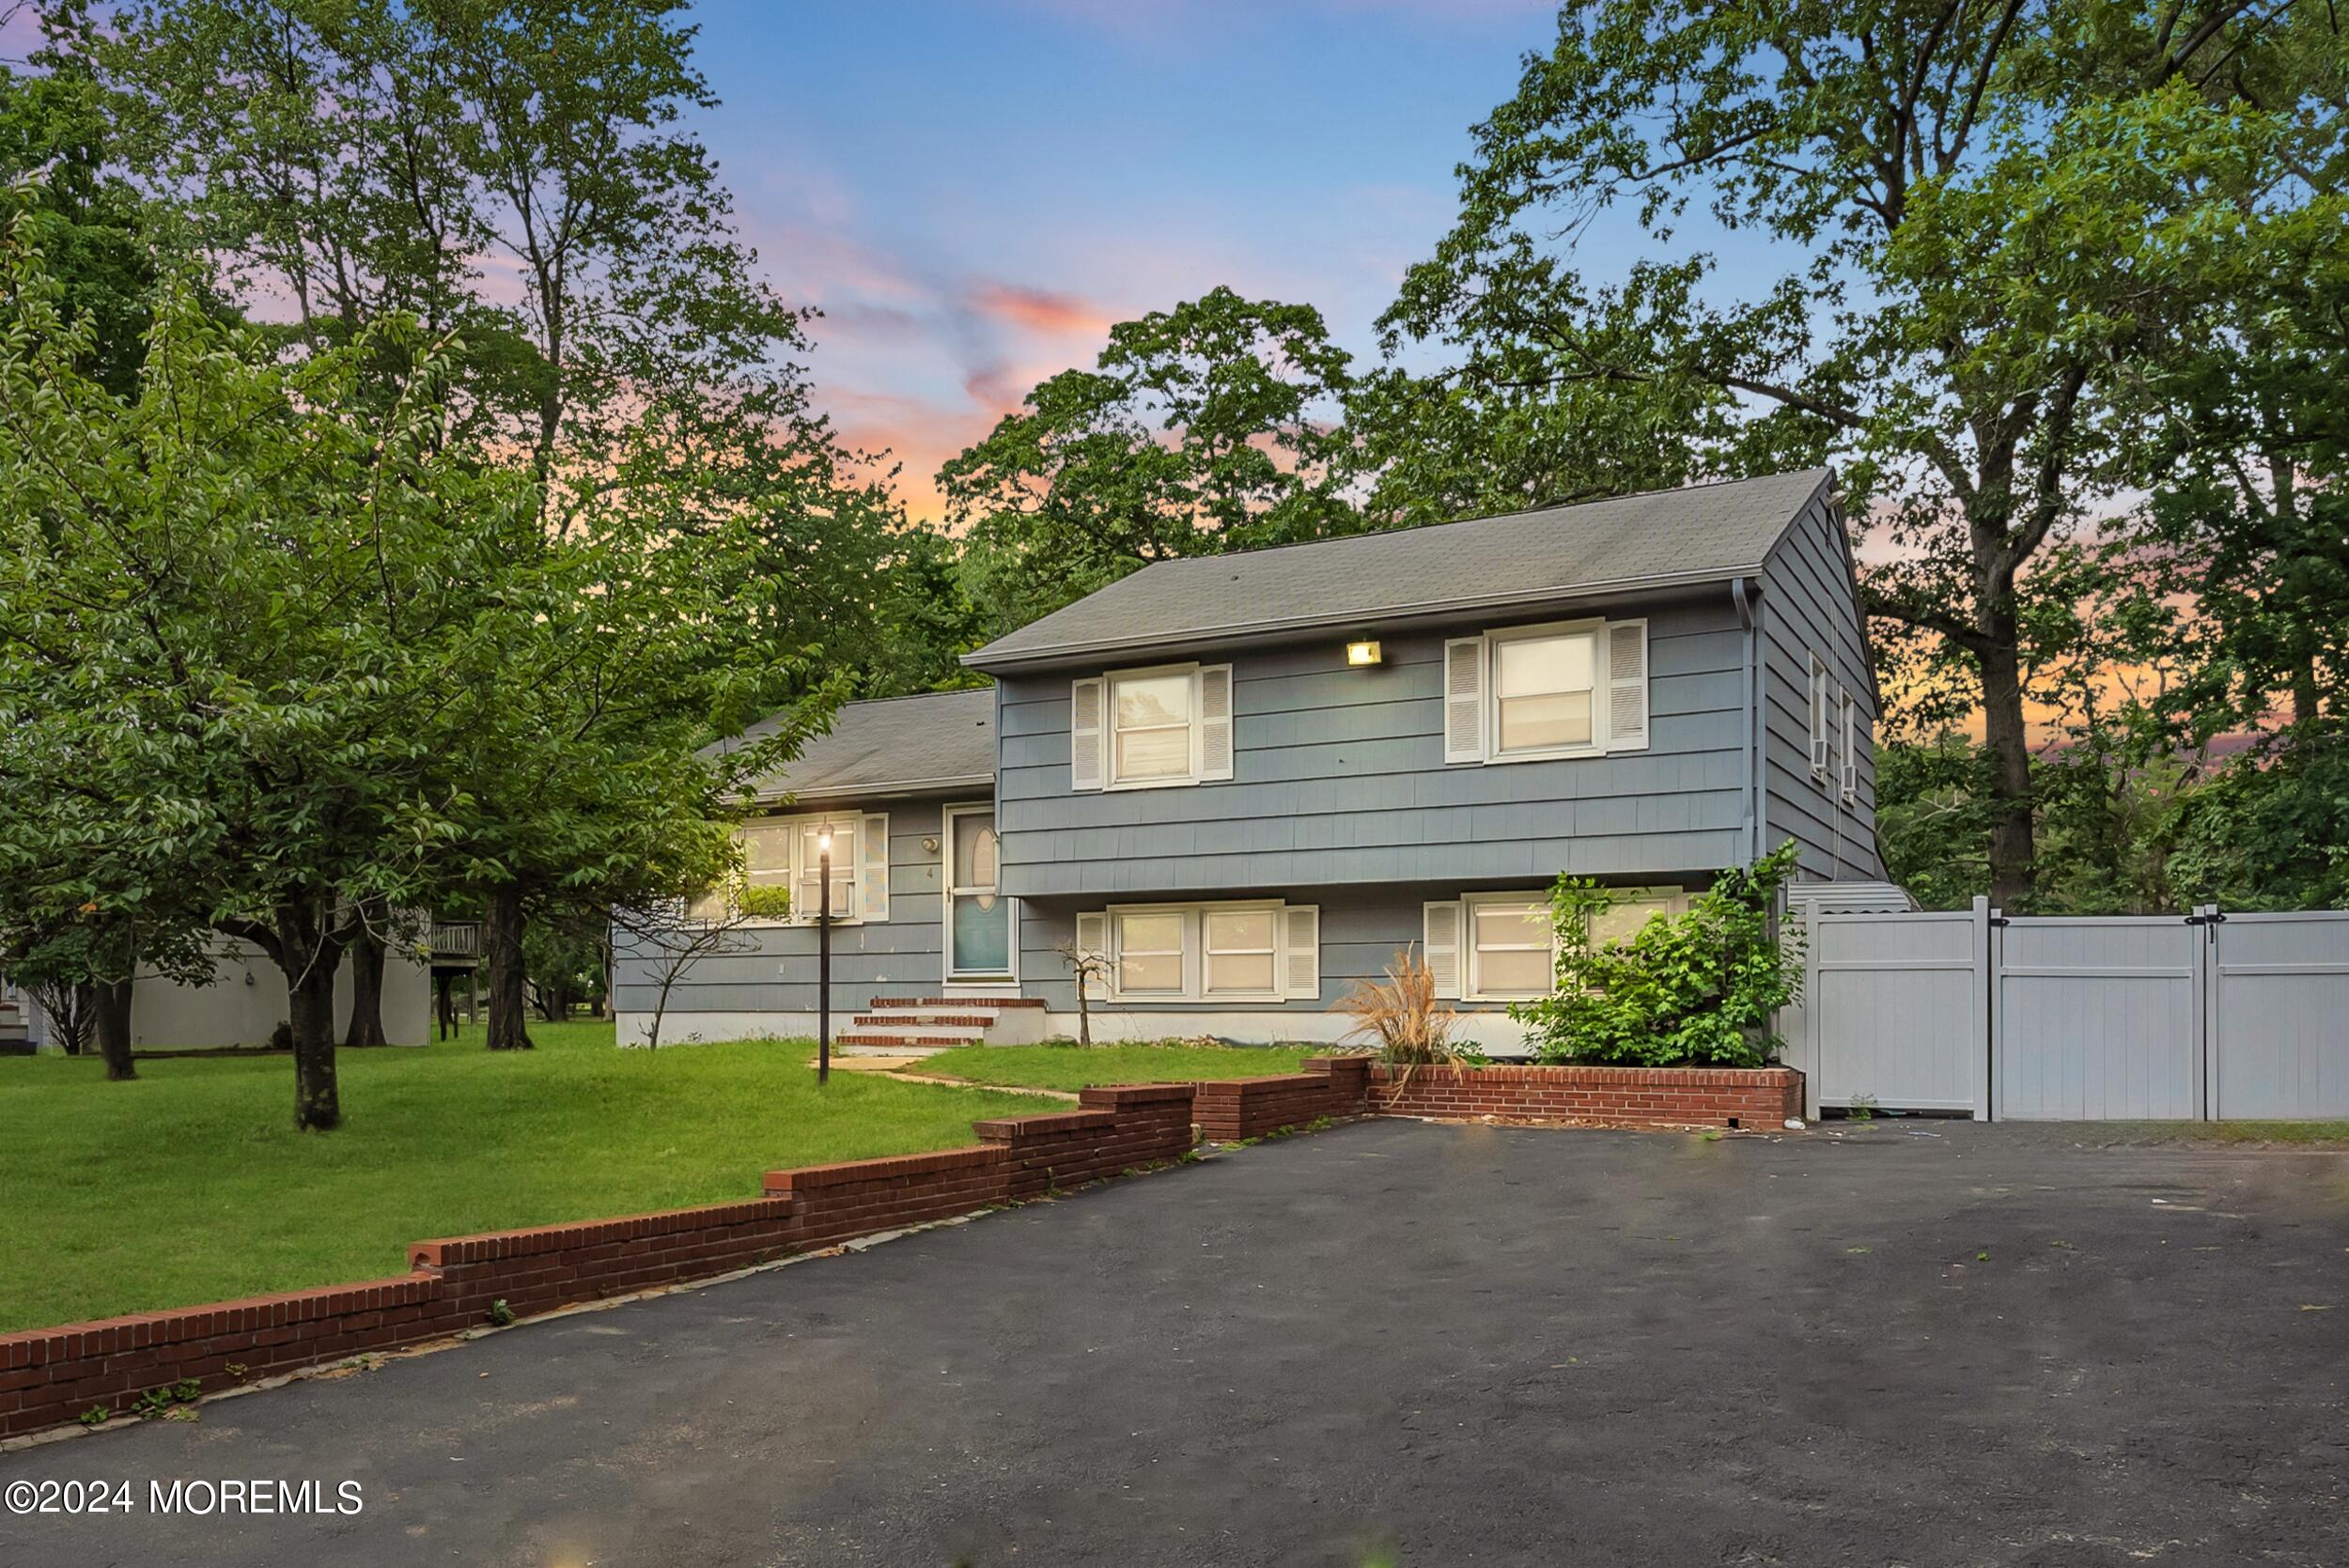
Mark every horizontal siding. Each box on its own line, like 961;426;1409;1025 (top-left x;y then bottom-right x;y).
612;799;958;1016
1759;497;1884;880
1016;884;1663;1016
996;600;1751;900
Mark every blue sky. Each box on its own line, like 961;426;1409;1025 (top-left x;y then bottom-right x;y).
680;0;1570;518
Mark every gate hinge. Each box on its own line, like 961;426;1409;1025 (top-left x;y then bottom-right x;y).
1988;915;2011;927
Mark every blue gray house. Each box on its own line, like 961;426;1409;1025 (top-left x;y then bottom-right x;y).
613;468;1885;1053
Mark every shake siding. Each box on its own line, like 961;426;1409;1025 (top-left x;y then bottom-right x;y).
995;599;1751;901
611;800;954;1017
1758;497;1884;880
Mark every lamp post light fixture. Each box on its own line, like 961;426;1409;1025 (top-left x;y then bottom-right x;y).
816;827;832;1085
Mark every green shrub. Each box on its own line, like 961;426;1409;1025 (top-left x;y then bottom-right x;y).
1510;842;1805;1067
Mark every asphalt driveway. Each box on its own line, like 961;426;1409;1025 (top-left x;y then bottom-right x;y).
6;1118;2347;1566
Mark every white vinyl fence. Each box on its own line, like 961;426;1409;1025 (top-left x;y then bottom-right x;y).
1789;902;2349;1121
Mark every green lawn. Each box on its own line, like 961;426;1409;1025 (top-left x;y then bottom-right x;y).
916;1041;1338;1093
0;1019;1043;1333
2066;1120;2349;1148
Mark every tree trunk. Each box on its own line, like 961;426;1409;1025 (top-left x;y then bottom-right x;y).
1978;630;2036;910
288;954;341;1131
342;922;389;1048
92;977;135;1080
485;885;533;1050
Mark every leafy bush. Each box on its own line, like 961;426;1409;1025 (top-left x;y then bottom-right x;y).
1332;946;1485;1069
1511;843;1805;1067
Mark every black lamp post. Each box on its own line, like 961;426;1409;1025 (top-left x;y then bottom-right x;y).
816;827;832;1085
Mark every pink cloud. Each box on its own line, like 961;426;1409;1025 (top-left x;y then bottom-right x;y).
968;282;1112;339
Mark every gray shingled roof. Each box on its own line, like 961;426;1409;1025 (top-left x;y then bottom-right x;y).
964;469;1834;671
725;687;994;803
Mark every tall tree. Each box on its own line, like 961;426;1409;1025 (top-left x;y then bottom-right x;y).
0;6;164;395
95;0;926;1044
1374;1;2331;906
940;287;1359;635
0;233;537;1126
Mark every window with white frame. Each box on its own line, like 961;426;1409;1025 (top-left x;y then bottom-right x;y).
1808;655;1832;782
1838;687;1859;803
1587;887;1689;948
1429;887;1690;1001
689;811;885;925
1468;895;1555;1000
1113;909;1187;996
1070;663;1235;791
1088;901;1317;1002
1494;627;1597;754
792;818;858;924
1203;907;1278;997
1444;618;1648;765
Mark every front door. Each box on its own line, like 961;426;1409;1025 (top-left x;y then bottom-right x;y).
945;806;1015;983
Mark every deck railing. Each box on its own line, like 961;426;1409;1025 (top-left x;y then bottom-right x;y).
429;922;483;961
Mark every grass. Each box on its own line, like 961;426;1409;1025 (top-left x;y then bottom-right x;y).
0;1017;1046;1333
915;1040;1336;1093
2072;1120;2349;1148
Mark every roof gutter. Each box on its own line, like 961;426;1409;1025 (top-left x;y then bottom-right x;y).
752;771;996;807
961;562;1766;674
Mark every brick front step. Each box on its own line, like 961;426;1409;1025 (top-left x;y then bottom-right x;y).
837;1032;984;1048
865;996;1046;1010
852;1013;997;1029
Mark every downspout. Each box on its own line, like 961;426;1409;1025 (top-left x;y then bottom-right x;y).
1733;578;1760;863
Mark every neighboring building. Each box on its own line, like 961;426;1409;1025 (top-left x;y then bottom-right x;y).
8;938;432;1052
614;468;1885;1054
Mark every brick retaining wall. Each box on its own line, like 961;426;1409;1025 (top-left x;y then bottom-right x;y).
1191;1056;1370;1141
3;1058;1807;1440
1370;1063;1801;1129
0;1084;1200;1439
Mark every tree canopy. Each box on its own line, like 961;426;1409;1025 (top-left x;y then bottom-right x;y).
1371;0;2345;907
940;286;1361;635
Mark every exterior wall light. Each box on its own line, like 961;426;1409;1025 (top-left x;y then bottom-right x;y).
1346;640;1383;667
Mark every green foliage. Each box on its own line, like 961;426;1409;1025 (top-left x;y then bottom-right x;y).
736;885;794;922
1878;727;2349;915
0;244;531;1110
486;1298;516;1327
0;21;167;397
131;1378;202;1418
941;287;1359;635
916;1042;1325;1094
1513;844;1804;1068
1368;0;2342;905
2167;726;2349;911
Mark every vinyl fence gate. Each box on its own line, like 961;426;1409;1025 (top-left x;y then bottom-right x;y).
1793;904;2349;1121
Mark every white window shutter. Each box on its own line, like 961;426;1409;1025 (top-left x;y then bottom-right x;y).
1197;664;1235;782
1423;901;1462;1000
1074;910;1111;1001
1443;638;1484;764
1282;905;1320;1001
859;814;889;922
1606;619;1649;753
1070;677;1106;791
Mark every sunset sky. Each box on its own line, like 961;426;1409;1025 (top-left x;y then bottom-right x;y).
680;0;1576;521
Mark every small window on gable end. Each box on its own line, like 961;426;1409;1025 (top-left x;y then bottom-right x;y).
1839;688;1859;804
1808;656;1831;781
